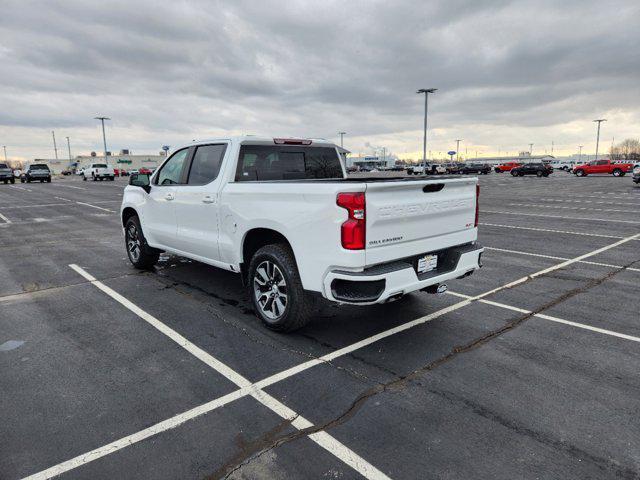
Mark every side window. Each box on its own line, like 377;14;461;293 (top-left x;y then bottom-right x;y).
597;160;608;165
187;144;227;185
156;149;189;185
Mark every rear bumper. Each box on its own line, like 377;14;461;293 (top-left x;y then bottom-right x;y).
322;242;484;304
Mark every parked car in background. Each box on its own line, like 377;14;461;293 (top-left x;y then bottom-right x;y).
21;164;52;183
121;136;483;331
460;163;491;175
633;163;640;184
0;163;15;184
510;163;553;177
549;160;575;171
573;159;633;177
61;169;73;175
13;169;22;178
82;163;115;181
138;167;153;175
494;161;522;173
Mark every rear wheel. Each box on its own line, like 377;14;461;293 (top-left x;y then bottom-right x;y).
575;169;586;177
510;170;518;176
518;172;524;177
10;178;14;184
46;177;51;183
82;175;87;181
612;169;623;177
124;215;159;269
536;170;543;177
248;244;313;332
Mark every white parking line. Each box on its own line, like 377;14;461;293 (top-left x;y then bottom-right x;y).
483;246;640;273
508;203;632;214
54;196;72;202
535;198;640;207
52;264;390;480
480;223;633;240
9;185;32;192
75;201;116;213
52;184;85;190
27;233;639;480
448;292;640;344
0;212;11;224
483;210;640;225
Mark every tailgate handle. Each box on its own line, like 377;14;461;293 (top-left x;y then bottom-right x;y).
422;184;445;193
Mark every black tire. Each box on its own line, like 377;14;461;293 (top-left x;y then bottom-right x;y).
575;169;586;177
20;178;25;183
109;177;114;181
511;170;518;176
82;175;87;181
248;243;313;332
518;172;524;177
536;170;543;177
10;178;15;184
27;178;31;183
92;174;97;181
40;179;44;183
47;177;51;183
124;215;160;269
612;169;622;177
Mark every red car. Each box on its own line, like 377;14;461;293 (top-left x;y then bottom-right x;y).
138;167;153;175
573;160;633;177
494;161;522;173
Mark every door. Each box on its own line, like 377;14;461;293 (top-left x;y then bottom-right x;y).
173;143;228;261
142;148;190;248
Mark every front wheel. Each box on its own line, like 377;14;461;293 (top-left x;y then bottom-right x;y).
82;175;87;181
612;169;622;177
536;171;543;177
46;177;51;183
248;244;313;332
511;170;518;176
124;216;160;269
575;169;586;177
10;178;14;184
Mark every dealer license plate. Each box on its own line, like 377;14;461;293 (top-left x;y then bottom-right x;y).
417;254;438;274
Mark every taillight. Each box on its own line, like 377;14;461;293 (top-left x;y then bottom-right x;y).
474;184;480;227
337;192;366;250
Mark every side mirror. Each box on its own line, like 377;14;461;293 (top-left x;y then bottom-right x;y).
129;173;151;193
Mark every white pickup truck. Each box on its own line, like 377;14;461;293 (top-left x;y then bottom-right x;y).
121;136;483;331
82;163;115;181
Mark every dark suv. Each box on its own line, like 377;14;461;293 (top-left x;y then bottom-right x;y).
0;163;14;184
21;164;52;183
510;162;552;177
460;163;491;175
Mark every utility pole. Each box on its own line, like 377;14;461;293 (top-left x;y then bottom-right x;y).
578;145;583;163
338;131;346;149
94;116;111;161
593;119;606;160
65;136;72;161
417;88;437;165
382;146;386;166
52;131;59;160
455;139;462;162
551;141;554;155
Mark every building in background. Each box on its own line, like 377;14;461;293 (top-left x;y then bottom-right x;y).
75;151;166;172
463;152;555;165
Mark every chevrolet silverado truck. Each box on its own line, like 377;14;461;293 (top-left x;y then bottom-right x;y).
121;137;483;331
0;163;15;184
82;163;115;181
573;159;633;177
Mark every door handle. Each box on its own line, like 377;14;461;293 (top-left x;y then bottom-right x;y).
202;195;215;204
165;193;175;201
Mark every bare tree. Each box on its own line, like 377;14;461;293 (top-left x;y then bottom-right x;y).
610;138;640;161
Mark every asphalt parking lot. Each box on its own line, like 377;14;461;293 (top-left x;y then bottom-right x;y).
1;171;639;480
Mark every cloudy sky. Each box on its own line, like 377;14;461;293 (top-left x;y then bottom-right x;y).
1;0;639;161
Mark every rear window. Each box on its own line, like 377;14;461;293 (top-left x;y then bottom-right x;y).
92;164;107;168
0;163;8;169
236;145;342;181
31;164;49;170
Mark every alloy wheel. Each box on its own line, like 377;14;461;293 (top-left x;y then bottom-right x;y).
253;260;288;321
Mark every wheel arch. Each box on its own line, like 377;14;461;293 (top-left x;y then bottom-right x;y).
241;228;296;284
121;206;138;228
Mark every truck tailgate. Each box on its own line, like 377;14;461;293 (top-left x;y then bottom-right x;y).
364;177;478;265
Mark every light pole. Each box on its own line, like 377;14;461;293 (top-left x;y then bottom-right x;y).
455;139;462;161
578;145;583;164
94;116;111;162
417;88;437;165
65;137;72;162
529;143;534;156
2;146;7;163
338;131;346;149
593;119;606;160
52;131;59;160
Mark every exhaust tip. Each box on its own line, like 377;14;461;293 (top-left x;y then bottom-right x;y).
422;284;448;295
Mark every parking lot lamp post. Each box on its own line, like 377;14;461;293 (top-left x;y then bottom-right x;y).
417;88;437;164
52;131;58;160
578;145;583;163
529;143;533;156
593;119;606;160
455;139;462;161
65;137;72;162
339;132;346;148
2;146;7;162
94;116;111;162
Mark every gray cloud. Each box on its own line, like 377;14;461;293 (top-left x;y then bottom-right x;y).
0;0;638;159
